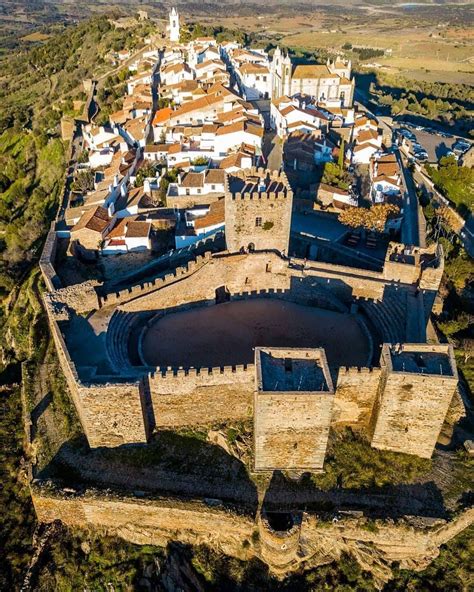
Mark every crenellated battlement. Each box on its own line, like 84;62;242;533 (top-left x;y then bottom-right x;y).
231;189;292;201
150;363;252;380
339;366;379;374
101;251;213;307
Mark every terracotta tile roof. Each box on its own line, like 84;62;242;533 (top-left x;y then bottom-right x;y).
153;107;173;125
280;105;296;117
206;82;239;98
181;172;204;188
292;64;331;79
72;205;110;234
215;108;246;124
168;143;182;154
373;174;400;185
145;144;170;153
202;123;219;133
171;93;222;118
166;79;199;92
195;59;226;71
163;62;188;74
357;129;379;144
194;199;225;230
126;220;151;238
317;183;349;196
239;63;270;75
287;120;319;130
205;169;225;184
216;120;263;137
219;151;250;170
106;217;128;239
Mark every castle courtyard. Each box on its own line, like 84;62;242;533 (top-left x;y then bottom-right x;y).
140;299;371;368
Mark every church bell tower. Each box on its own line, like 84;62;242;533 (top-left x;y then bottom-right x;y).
169;7;180;43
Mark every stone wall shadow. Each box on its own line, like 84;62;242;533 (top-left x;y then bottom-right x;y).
262;470;449;520
38;432;259;514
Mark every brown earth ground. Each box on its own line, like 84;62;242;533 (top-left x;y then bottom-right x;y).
141;299;371;368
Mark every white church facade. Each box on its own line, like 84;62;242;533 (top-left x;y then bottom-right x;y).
270;47;355;107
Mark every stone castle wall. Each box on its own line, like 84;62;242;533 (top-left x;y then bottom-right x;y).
254;391;334;471
149;365;254;427
371;345;458;459
43;294;148;448
31;484;474;584
332;367;383;434
110;250;430;314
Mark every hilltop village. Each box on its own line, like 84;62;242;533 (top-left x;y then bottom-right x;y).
32;7;473;585
63;7;406;256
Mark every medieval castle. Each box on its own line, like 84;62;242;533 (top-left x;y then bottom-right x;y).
31;13;471;580
41;166;458;470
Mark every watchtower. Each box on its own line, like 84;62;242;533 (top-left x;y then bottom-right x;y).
371;343;458;458
224;167;293;255
254;347;334;472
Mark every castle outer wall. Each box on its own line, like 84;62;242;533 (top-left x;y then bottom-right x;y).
40;224;457;460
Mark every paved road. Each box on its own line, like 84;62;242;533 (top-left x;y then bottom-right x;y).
396;148;423;247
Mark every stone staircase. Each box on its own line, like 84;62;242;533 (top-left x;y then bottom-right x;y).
358;291;408;344
105;310;151;375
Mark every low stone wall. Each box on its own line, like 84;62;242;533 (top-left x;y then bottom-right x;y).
31;483;474;584
39;225;61;291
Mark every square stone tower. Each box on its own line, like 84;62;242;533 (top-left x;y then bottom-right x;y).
225;167;293;255
371;343;458;458
254;347;334;472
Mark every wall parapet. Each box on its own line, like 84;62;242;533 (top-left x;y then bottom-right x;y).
39;224;62;292
100;251;213;307
150;363;252;380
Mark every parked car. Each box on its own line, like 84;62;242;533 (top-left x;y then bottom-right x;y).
453;140;470;153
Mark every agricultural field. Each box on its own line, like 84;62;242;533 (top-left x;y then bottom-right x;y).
206;7;474;85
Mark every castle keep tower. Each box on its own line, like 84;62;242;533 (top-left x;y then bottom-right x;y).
371;344;458;458
224;168;293;254
168;7;180;43
254;348;334;472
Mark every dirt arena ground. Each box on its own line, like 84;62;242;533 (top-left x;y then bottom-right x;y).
141;299;371;369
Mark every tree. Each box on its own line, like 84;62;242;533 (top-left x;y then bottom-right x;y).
322;161;351;191
71;170;94;193
338;204;400;233
135;161;161;187
426;159;474;216
338;138;345;171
